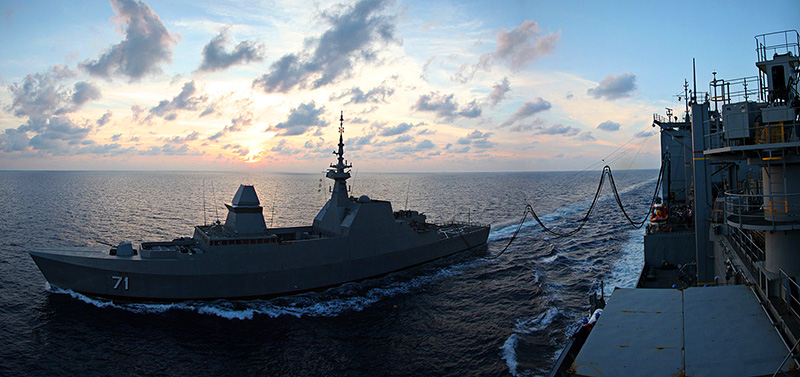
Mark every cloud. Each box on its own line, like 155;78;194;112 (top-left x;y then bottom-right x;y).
140;143;203;156
597;121;621;131
575;131;596;141
495;20;560;70
456;129;494;149
634;130;655;138
508;118;546;132
416;139;435;150
487;77;510;108
458;100;482;118
269;102;328;136
208;111;254;140
346;134;375;149
453;19;560;82
96;111;113;126
146;81;208;121
500;98;551;127
0;128;32;152
535;123;579;136
329;83;395;105
379;122;415;136
163;131;199;144
587;73;637;100
2;67;106;155
198;27;265;72
71;81;101;107
80;0;176;81
252;0;399;93
411;91;483;120
3;116;95;155
412;92;457;118
5;66;89;118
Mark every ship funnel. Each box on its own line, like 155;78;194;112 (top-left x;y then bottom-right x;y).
224;185;268;235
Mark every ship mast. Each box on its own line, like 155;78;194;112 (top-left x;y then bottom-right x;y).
326;111;352;205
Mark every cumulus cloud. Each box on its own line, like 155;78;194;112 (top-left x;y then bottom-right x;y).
80;0;176;81
140;143;203;156
4;66;92;118
252;0;400;93
163;131;199;144
456;129;494;149
453;19;560;82
329;83;395;105
499;98;551;127
587;73;637;100
535;123;579;136
416;139;435;150
487;77;510;108
411;92;483;120
575;131;596;141
346;134;375;150
1;67;107;155
11;116;93;155
71;81;101;107
96;111;113;126
507;118;546;132
379;122;416;136
198;27;265;72
597;121;621;131
495;20;560;70
269;102;328;136
146;81;208;122
208;111;254;140
634;130;655;138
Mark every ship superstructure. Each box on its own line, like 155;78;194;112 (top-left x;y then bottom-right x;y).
28;113;490;301
551;30;800;376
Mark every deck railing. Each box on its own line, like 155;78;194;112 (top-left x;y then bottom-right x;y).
704;114;800;150
724;189;800;229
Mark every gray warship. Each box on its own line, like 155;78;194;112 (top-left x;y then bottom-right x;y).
550;30;800;376
27;114;490;301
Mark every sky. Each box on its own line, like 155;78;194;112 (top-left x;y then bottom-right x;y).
0;0;797;172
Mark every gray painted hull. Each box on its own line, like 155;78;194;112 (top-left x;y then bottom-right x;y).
28;226;489;301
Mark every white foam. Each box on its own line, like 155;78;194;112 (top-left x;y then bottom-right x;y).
514;306;560;334
606;226;645;290
501;333;520;376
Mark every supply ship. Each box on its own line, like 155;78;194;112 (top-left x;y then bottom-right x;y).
27;114;490;301
551;30;800;376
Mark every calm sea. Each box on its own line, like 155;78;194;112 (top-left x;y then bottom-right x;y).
0;169;656;376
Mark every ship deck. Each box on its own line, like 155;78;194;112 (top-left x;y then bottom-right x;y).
569;285;794;376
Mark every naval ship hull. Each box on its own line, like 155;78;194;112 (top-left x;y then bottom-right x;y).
29;225;489;301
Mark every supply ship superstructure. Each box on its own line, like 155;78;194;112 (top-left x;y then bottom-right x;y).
551;30;800;376
27;115;490;301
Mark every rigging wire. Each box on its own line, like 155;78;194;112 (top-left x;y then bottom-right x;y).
487;158;666;259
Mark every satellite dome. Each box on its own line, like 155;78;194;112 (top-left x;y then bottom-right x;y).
358;195;371;203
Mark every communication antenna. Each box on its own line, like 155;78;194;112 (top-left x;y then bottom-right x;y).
692;58;697;104
202;179;207;226
270;181;277;228
211;180;220;223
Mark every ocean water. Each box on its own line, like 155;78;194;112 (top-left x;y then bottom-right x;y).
0;169;656;376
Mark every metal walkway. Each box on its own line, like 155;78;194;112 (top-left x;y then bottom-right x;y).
570;285;794;376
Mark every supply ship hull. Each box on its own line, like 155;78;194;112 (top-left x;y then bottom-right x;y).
551;30;800;376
